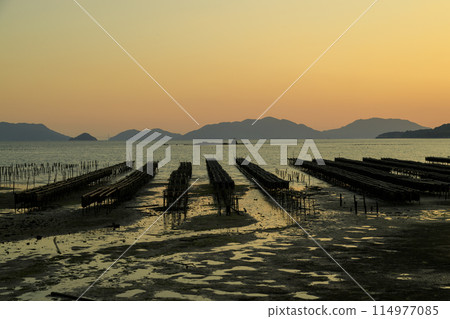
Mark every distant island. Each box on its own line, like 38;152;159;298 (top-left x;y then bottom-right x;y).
0;117;433;141
109;129;182;141
319;118;428;139
0;122;70;141
109;117;429;141
377;124;450;138
69;133;97;141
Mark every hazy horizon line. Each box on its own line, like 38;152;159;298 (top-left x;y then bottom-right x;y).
1;116;438;140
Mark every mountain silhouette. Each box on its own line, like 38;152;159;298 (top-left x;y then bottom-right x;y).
0;122;70;141
178;117;429;139
377;123;450;138
322;118;429;139
109;128;182;141
0;117;433;141
70;133;97;141
182;117;322;139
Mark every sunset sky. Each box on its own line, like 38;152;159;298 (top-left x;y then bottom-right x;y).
1;0;449;138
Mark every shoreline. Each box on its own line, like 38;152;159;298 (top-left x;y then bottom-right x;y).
1;174;449;300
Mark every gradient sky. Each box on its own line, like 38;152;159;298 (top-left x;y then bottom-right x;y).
1;0;449;138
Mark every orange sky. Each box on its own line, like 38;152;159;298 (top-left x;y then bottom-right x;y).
1;0;449;138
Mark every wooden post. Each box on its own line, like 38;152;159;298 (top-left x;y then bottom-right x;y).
363;195;367;215
339;194;342;207
354;195;358;215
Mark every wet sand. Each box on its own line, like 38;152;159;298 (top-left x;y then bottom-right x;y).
1;170;450;301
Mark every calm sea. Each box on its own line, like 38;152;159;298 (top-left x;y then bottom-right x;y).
0;139;449;187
